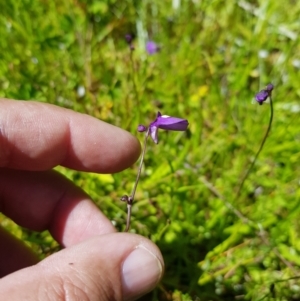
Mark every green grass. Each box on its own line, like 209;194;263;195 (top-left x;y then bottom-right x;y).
1;0;300;300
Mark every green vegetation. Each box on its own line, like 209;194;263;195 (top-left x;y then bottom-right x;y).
1;0;300;300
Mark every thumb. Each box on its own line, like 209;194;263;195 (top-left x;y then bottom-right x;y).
0;233;164;301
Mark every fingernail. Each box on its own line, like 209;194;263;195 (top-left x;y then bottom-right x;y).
122;245;163;300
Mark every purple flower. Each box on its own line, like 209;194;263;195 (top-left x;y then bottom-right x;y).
255;83;274;105
255;90;269;104
146;41;160;55
148;112;189;144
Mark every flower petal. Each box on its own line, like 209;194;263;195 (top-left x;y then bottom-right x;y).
155;114;189;131
255;90;269;104
158;119;189;131
150;125;159;144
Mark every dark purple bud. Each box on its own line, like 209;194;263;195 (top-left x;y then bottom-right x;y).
125;34;134;44
120;195;129;202
127;196;133;205
120;195;133;205
137;125;147;132
266;83;274;92
146;41;160;55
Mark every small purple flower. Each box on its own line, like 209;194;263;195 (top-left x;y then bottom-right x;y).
145;112;189;144
146;41;160;55
255;90;269;104
124;112;189;231
255;83;274;105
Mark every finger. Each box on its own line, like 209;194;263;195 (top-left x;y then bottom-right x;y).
0;99;140;172
0;169;116;247
0;227;39;278
0;233;164;301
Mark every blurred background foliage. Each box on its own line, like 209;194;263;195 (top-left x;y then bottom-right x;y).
1;0;300;300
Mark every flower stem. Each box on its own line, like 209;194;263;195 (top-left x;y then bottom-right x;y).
125;203;132;232
124;129;150;232
129;50;141;120
235;96;274;202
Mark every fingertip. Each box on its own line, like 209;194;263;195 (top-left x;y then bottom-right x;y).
0;233;164;301
61;114;142;173
122;244;164;301
0;99;141;173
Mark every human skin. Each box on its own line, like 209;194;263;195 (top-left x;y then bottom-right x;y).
0;99;164;301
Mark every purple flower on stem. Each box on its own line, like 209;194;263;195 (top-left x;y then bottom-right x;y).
148;112;189;143
236;83;275;201
121;111;189;232
146;41;160;55
255;83;274;105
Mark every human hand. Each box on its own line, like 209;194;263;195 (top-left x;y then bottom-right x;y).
0;99;164;301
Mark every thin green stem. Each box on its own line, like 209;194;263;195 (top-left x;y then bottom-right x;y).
124;129;150;232
130;129;150;200
235;96;274;202
129;50;141;119
125;203;132;232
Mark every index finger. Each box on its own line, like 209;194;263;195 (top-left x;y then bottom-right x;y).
0;99;140;172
